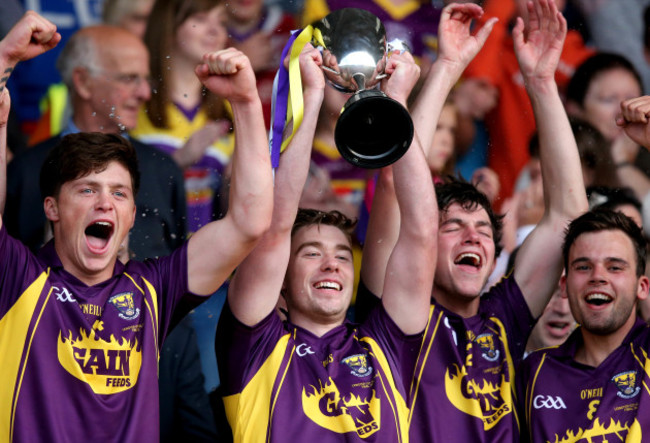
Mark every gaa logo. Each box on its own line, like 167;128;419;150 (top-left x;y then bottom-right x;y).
533;395;566;410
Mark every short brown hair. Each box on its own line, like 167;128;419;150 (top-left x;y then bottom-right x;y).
292;209;357;245
40;132;140;199
143;0;226;128
563;208;647;277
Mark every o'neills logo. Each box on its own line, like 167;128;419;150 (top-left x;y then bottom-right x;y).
302;377;380;438
57;329;142;394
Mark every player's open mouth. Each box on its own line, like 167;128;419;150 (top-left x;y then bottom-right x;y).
454;253;481;268
314;281;342;291
585;293;612;306
85;221;114;251
548;321;570;330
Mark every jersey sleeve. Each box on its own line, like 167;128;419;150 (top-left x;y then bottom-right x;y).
0;226;46;317
216;299;287;397
358;304;424;393
131;241;197;338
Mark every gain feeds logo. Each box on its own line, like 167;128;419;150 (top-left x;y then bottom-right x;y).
302;377;380;438
57;328;142;394
108;292;140;320
612;371;640;399
342;354;373;377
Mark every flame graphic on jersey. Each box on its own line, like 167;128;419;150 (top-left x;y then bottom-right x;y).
552;417;641;443
302;377;381;438
444;363;511;430
57;328;142;394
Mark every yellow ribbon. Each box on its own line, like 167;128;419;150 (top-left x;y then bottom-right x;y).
280;24;324;153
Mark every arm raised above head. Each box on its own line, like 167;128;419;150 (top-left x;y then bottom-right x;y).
377;52;437;334
0;11;60;226
225;45;325;326
361;3;497;300
511;0;588;317
187;48;274;296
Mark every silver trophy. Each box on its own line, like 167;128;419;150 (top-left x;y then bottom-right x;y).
312;8;414;168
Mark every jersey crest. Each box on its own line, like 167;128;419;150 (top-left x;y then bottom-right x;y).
108;292;140;320
612;371;640;399
341;354;373;377
476;333;500;362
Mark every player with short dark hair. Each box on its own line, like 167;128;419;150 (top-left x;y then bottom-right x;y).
517;208;650;441
216;42;437;441
0;13;273;442
358;0;589;440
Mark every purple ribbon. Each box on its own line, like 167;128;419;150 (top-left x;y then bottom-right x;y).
270;30;301;169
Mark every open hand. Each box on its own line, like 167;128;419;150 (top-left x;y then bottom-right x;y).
437;3;497;74
513;0;567;86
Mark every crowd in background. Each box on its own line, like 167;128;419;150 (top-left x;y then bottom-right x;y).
3;0;650;441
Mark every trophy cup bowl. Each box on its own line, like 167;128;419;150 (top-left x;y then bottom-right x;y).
312;8;414;169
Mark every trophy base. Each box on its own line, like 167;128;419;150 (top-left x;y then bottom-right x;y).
335;90;414;169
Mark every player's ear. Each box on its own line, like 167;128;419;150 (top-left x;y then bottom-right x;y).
44;196;60;222
636;275;649;301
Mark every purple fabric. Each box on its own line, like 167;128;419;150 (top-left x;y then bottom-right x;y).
518;318;650;441
270;30;301;169
217;301;421;440
409;276;534;442
0;227;198;442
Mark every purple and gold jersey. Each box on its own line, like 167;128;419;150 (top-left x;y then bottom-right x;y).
0;227;197;442
517;318;650;442
408;277;534;441
357;276;534;441
216;302;421;442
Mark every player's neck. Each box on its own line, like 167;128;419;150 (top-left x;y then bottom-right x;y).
289;312;345;338
433;289;480;318
576;317;638;367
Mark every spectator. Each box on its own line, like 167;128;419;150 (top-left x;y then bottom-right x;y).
132;0;234;233
573;0;650;92
460;0;593;204
225;0;295;128
103;0;155;39
6;25;187;261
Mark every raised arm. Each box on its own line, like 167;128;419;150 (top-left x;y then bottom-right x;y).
378;52;437;334
0;11;59;223
227;45;325;325
187;48;274;296
361;3;496;297
511;0;588;317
